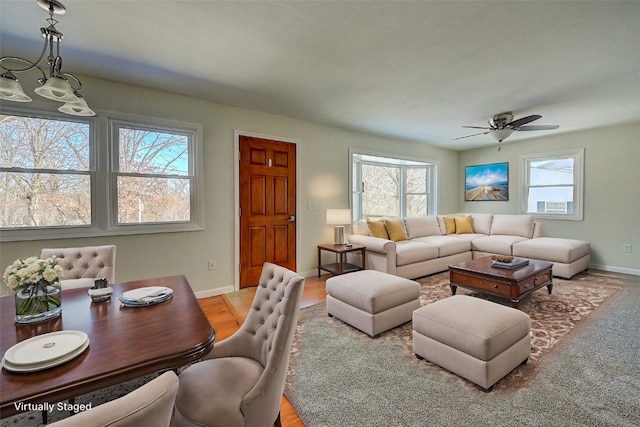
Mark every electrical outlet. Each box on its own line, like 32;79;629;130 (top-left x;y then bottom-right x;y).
208;259;217;270
623;244;632;253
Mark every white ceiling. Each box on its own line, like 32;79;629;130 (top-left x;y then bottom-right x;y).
2;1;639;150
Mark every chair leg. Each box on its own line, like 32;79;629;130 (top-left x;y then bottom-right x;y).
274;411;282;427
42;409;48;424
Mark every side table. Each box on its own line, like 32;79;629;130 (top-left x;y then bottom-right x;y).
317;243;366;277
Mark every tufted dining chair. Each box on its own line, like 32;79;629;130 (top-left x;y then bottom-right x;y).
40;245;116;289
174;262;305;427
47;371;178;427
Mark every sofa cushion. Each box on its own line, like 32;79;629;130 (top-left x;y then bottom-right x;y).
454;216;474;234
513;237;591;264
367;220;389;239
413;236;471;257
354;220;369;236
395;241;439;266
490;215;534;238
384;218;408;242
471;214;493;235
471;235;529;255
404;216;442;239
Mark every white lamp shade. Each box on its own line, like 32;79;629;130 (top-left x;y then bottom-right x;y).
0;75;32;102
58;97;96;116
34;76;78;102
326;209;352;225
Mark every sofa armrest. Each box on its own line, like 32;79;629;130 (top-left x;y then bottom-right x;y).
349;234;396;254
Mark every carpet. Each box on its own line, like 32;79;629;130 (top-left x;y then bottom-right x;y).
0;374;156;426
285;270;638;426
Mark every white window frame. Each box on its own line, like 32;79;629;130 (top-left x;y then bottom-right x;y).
520;148;584;221
0;106;204;242
350;149;437;220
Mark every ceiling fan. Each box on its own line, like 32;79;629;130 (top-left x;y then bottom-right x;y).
454;112;559;150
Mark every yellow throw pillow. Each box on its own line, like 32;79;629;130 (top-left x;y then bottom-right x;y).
384;218;408;242
367;220;389;239
455;216;474;234
443;217;456;234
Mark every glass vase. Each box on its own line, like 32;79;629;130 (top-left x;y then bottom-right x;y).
14;283;62;324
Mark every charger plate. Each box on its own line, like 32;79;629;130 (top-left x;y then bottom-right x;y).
3;330;88;366
2;331;90;373
119;286;173;307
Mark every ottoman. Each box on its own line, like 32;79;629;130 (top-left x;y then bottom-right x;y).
413;295;530;390
326;270;421;338
513;237;591;279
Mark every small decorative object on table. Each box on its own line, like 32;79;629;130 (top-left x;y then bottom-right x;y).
490;255;530;269
3;256;64;324
88;278;113;302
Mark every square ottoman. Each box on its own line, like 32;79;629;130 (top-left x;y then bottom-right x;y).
413;295;530;390
326;270;421;338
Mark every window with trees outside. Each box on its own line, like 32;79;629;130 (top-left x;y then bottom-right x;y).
351;152;435;221
520;148;584;221
1;109;203;242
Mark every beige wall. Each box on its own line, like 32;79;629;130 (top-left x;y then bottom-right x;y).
2;78;638;297
458;122;640;274
0;77;459;296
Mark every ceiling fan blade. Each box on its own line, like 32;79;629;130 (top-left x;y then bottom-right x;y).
453;130;490;140
462;125;491;130
517;124;560;131
508;114;542;128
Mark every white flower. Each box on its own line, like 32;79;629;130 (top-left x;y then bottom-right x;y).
3;256;63;291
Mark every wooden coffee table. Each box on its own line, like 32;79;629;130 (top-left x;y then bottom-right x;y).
449;257;553;308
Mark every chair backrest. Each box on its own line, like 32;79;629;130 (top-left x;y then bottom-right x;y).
40;245;116;289
47;371;178;427
239;262;305;425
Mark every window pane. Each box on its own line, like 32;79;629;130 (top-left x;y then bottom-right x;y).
530;158;574;185
0;115;90;170
0;172;90;227
527;187;574;214
117;176;190;223
406;194;427;217
406;168;427;193
362;164;399;217
118;128;189;175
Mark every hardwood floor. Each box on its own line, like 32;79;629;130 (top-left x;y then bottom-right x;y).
197;274;329;427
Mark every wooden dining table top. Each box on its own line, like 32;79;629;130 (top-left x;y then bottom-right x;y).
0;275;215;419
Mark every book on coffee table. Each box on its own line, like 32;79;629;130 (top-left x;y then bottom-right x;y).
491;258;530;269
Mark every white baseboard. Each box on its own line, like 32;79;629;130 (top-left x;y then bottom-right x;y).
589;264;640;277
195;285;235;299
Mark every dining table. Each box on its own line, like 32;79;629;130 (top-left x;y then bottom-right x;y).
0;275;215;419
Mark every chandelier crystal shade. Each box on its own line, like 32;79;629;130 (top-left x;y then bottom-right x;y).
0;0;95;116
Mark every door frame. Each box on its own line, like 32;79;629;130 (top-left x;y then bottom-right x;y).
233;130;301;291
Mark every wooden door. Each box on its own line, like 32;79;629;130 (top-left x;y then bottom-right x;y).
239;136;296;287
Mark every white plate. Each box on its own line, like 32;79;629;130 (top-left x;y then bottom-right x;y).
3;330;88;366
2;340;90;373
119;286;173;307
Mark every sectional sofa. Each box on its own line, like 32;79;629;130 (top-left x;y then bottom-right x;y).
347;214;591;279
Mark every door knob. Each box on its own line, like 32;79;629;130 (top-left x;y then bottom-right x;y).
289;215;296;222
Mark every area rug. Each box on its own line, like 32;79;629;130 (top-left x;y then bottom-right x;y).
284;270;630;425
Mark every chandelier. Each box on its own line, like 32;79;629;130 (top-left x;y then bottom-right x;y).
0;0;95;116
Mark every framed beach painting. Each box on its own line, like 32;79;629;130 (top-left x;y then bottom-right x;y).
465;162;509;201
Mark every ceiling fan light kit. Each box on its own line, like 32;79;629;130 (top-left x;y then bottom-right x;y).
455;111;559;150
0;0;95;116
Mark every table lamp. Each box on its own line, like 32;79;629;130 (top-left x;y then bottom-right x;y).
326;209;351;245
